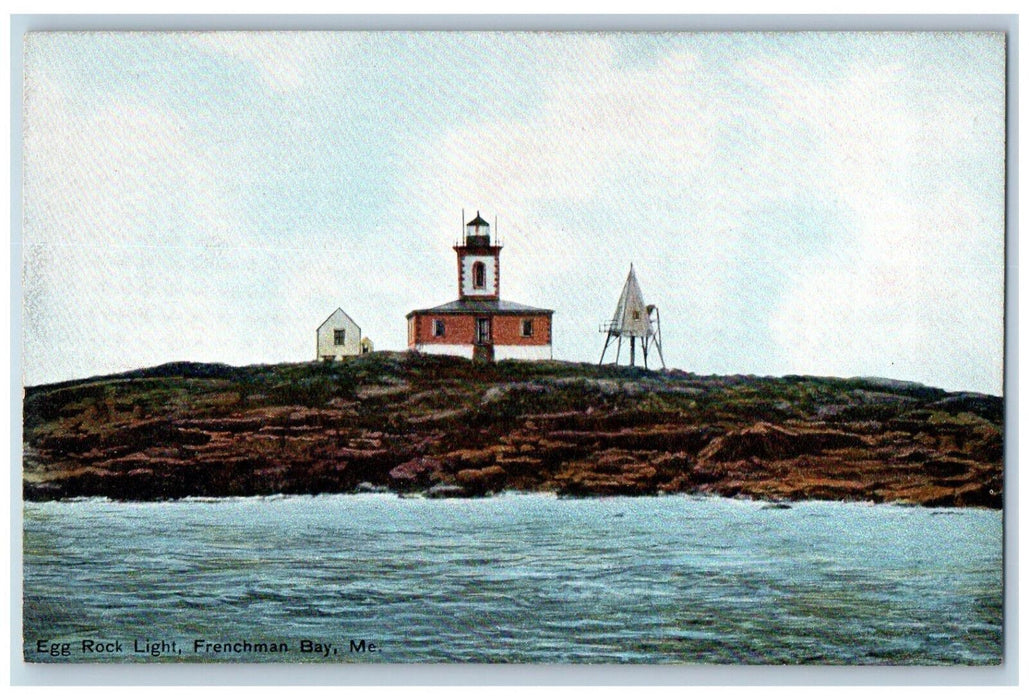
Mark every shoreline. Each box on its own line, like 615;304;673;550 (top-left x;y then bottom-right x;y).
22;355;1004;510
21;487;1001;509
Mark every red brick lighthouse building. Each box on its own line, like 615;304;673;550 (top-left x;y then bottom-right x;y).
406;212;554;362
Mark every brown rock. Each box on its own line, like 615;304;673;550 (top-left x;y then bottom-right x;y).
455;466;507;495
699;422;866;463
389;457;443;490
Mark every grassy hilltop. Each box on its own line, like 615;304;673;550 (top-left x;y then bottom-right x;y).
23;352;1004;507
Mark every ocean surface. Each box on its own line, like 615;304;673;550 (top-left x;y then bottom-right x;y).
22;494;1003;664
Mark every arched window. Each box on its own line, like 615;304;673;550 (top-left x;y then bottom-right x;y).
472;261;486;289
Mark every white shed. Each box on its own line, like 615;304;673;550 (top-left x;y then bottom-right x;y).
316;308;363;361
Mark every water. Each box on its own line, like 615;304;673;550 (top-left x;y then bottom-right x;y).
23;494;1002;664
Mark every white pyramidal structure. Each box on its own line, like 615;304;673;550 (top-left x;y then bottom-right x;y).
599;264;665;369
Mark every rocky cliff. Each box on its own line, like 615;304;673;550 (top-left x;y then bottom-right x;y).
22;353;1004;507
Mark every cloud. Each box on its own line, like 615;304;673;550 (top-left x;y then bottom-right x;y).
184;32;351;94
399;33;1005;393
756;41;1005;393
20;32;1006;394
22;51;247;381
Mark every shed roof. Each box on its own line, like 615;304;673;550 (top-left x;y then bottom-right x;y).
316;307;361;333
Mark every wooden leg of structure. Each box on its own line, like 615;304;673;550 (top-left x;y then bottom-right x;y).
599;332;613;365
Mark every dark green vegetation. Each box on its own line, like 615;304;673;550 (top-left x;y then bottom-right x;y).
23;353;1004;506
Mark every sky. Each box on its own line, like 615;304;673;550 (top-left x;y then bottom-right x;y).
20;31;1006;394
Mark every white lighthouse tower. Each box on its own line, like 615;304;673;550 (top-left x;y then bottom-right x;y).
455;211;501;300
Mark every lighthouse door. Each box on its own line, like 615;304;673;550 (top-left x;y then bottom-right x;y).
473;317;494;362
475;317;492;345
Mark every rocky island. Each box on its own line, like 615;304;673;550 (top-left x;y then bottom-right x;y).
22;353;1003;507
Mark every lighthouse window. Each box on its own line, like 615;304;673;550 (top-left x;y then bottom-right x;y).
472;261;486;289
521;319;534;337
333;329;346;345
433;319;446;337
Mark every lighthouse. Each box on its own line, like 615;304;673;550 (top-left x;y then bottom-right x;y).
456;212;501;300
406;212;554;362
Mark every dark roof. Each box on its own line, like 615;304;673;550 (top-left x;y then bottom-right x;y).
466;212;490;227
407;298;554;317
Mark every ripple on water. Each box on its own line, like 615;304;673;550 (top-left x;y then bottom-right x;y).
22;494;1003;664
